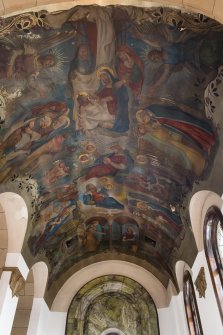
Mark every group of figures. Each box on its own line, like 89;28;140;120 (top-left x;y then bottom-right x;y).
0;5;222;285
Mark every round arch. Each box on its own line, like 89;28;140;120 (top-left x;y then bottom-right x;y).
66;274;160;335
51;260;168;311
31;261;48;298
189;190;223;251
101;328;125;335
0;192;28;254
175;260;192;292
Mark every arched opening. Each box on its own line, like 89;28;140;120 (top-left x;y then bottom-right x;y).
203;206;223;323
189;191;223;252
183;271;203;335
11;269;34;335
0;192;28;254
51;260;168;312
66;275;160;335
101;328;125;335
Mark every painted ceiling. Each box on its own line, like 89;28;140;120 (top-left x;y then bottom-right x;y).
66;275;159;335
0;5;223;303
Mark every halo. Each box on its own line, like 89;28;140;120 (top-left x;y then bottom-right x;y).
139;45;162;70
136;154;148;165
85;142;96;153
79;154;90;163
46;48;68;73
105;183;113;190
136;109;149;124
96;66;115;79
100;177;109;184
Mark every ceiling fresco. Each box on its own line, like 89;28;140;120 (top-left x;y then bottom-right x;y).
66;275;159;335
0;5;223;302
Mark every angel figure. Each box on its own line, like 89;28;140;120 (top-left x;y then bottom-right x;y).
137;23;223;97
0;29;75;83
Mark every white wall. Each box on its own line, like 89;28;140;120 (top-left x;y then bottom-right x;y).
28;299;177;335
158;291;189;335
26;250;223;335
191;250;222;335
2;252;222;335
0;271;18;335
28;298;67;335
28;296;187;335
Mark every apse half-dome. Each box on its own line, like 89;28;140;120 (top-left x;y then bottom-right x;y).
66;275;160;335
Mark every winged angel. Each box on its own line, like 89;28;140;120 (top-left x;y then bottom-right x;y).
131;15;223;99
0;26;76;91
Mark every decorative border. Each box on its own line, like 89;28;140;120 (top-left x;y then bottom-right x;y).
0;6;222;38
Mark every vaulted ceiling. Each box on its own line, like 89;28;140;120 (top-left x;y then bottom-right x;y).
0;4;223;306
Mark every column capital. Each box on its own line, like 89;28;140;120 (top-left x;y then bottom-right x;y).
3;267;25;297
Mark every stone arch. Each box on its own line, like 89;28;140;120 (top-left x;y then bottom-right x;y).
189;190;223;251
51;260;168;312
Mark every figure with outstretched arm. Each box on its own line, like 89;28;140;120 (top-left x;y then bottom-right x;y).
84;144;131;181
1;44;57;81
83;183;124;210
143;32;223;97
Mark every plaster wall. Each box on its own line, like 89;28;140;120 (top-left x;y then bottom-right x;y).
1;251;222;335
0;271;18;335
158;292;189;335
27;298;67;335
27;299;178;335
191;250;222;335
157;250;223;335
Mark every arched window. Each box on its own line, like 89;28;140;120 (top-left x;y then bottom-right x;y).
183;271;203;335
204;206;223;323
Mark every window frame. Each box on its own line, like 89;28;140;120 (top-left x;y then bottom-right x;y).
204;205;223;323
183;270;203;335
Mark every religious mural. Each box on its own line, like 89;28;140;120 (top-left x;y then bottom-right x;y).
66;275;159;335
0;6;222;292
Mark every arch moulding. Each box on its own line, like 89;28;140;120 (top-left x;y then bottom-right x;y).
51;260;168;312
189;190;223;252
